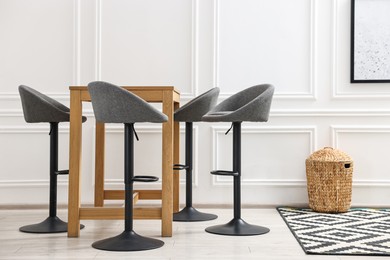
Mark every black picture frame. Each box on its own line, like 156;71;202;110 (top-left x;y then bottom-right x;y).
351;0;390;83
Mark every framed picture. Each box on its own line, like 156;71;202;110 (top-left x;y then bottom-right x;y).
351;0;390;83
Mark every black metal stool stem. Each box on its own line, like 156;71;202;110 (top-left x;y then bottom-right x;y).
173;122;217;222
205;122;269;236
185;122;193;207
233;122;241;220
19;123;84;233
125;123;134;232
91;123;164;251
49;122;58;218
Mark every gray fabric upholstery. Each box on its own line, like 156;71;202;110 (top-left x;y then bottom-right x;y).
174;88;220;122
18;85;87;123
88;81;168;123
202;84;274;122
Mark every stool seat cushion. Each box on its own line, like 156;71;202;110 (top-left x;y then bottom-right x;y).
88;81;168;124
19;85;87;123
174;87;219;122
202;84;274;122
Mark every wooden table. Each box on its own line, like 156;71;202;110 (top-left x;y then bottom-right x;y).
67;86;180;237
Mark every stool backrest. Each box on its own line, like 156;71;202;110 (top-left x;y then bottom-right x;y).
88;81;168;124
174;88;220;122
19;85;71;123
203;84;274;122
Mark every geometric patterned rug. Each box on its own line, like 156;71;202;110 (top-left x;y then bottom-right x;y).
277;207;390;256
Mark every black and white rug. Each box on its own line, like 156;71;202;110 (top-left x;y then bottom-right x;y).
277;207;390;256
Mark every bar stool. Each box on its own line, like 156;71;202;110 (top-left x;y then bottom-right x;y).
202;84;274;236
88;81;166;251
18;85;86;233
173;88;220;222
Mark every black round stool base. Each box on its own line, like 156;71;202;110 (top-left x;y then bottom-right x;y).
92;230;164;251
205;218;270;236
19;216;85;233
173;206;218;222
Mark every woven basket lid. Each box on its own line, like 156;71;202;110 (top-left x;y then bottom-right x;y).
307;147;352;162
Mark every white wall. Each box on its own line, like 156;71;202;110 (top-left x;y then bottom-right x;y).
1;0;390;207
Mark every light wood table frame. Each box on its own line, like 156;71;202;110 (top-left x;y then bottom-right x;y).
67;86;180;238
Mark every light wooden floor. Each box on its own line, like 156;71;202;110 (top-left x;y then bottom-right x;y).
0;208;385;259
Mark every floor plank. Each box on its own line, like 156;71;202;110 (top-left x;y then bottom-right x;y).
0;208;385;259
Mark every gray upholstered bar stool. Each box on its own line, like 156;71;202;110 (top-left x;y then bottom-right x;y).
173;88;219;222
18;85;86;233
202;84;274;236
88;81;166;251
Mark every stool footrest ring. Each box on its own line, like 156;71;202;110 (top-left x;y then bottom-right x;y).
173;164;189;171
210;170;239;177
132;175;159;182
55;170;69;175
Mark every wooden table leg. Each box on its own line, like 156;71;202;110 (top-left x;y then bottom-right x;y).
68;90;82;237
94;122;105;207
162;91;174;237
173;101;180;213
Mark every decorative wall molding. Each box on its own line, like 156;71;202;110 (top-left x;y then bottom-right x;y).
212;0;219;96
331;125;390;186
211;125;316;186
0;125;69;134
0;109;95;118
352;180;390;187
310;0;317;100
73;0;81;86
0;0;80;101
190;0;199;98
92;125;198;188
5;108;390;118
213;0;317;100
0;110;23;117
2;0;390;205
95;0;102;82
0;180;69;188
331;0;390;99
0;126;70;188
0;93;22;101
331;125;390;147
95;0;197;101
330;0;339;99
271;109;390;117
0;93;70;101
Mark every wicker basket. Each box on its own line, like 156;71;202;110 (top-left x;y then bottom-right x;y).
305;147;353;213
